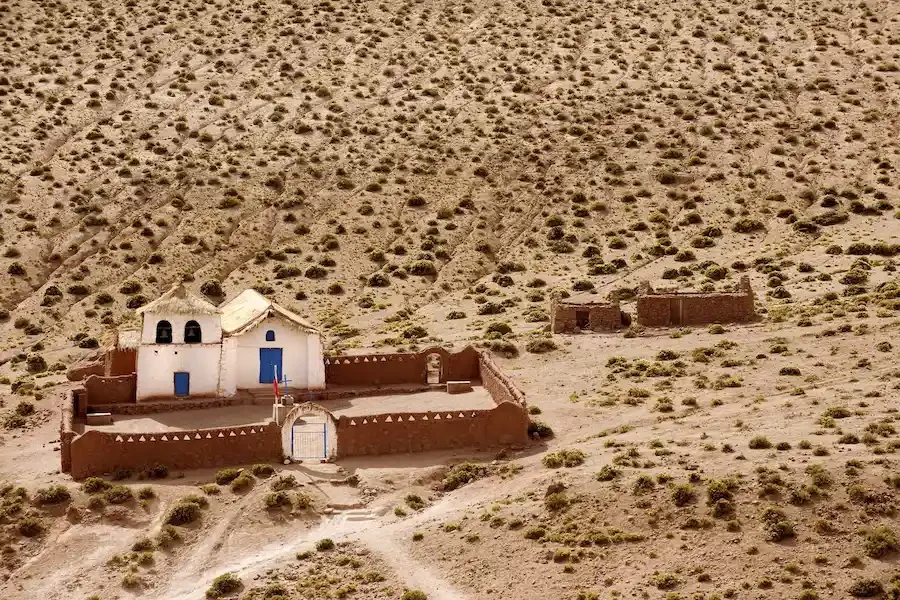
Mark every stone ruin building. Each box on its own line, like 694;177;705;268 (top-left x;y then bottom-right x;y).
550;295;631;333
636;275;755;327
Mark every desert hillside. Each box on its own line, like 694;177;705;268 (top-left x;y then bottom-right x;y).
1;0;900;598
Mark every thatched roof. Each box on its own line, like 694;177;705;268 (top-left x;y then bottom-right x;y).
135;283;219;316
220;289;319;336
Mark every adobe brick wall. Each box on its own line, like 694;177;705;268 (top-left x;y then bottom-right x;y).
551;300;625;333
478;351;526;408
84;373;136;405
325;346;480;387
60;391;76;473
105;348;137;376
67;360;104;382
636;276;755;327
335;401;528;456
67;422;281;479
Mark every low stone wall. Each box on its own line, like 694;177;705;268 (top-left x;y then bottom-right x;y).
84;373;136;405
324;346;480;387
67;422;281;479
335;401;528;456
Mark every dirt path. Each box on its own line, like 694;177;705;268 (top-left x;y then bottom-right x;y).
150;464;550;600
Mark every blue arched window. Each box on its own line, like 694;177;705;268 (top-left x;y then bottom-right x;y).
265;330;276;342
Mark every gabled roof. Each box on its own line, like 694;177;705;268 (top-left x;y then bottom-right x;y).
135;283;220;315
220;289;319;336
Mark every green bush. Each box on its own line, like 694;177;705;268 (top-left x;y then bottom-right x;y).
206;573;242;598
215;468;241;485
671;484;696;507
264;491;291;508
401;591;427;600
525;338;557;354
81;477;111;494
595;465;620;481
34;485;70;505
316;538;335;551
104;485;134;504
17;515;43;537
527;420;553;438
230;473;253;492
250;464;274;477
270;474;297;491
542;449;585;468
165;501;201;526
442;463;489;491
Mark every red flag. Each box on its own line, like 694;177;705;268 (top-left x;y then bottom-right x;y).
273;366;280;400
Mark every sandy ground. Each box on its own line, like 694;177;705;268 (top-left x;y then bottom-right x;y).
81;387;495;433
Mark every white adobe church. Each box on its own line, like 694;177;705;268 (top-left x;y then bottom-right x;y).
121;284;325;400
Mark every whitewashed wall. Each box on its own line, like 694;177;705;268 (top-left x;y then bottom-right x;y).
135;345;221;400
140;312;222;345
232;317;324;391
219;337;238;397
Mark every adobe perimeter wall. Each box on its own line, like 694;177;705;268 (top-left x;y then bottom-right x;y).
67;422;281;479
60;390;76;473
84;373;136;406
478;351;526;408
105;348;137;377
67;360;104;382
324;346;480;387
335;401;528;456
636;277;755;327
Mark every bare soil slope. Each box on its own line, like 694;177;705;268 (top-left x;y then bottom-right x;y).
1;0;900;597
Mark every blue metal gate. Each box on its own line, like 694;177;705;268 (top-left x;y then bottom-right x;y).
291;421;326;460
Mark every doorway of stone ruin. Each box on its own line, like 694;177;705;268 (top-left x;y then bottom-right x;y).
426;353;442;384
575;310;590;329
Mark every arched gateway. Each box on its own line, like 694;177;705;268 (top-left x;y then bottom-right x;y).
279;402;337;461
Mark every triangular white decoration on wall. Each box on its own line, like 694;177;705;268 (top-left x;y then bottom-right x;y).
408;415;415;421
239;430;246;436
471;413;477;418
458;413;465;418
229;431;236;437
350;420;356;426
250;428;256;434
372;417;378;423
385;416;393;422
381;357;387;362
205;433;212;439
397;415;404;422
362;419;368;424
446;414;453;419
149;436;156;442
433;414;440;420
195;433;202;439
218;432;225;438
115;435;124;442
363;357;369;362
161;435;168;441
172;435;180;441
138;436;146;442
127;437;135;442
421;415;428;420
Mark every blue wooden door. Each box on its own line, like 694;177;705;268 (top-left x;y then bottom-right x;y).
174;372;190;396
259;348;283;384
